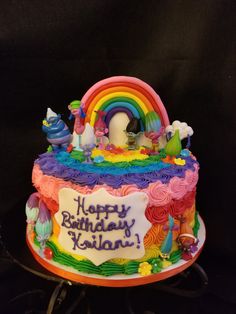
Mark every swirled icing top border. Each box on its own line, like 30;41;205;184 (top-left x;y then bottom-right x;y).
34;152;198;189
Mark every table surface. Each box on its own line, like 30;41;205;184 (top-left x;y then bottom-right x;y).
0;198;206;287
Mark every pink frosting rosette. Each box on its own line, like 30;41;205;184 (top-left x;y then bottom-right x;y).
41;175;58;199
145;181;172;207
72;184;92;195
185;164;199;191
145;205;170;224
92;184;122;196
168;177;187;200
120;184;140;196
32;165;43;187
50;178;65;201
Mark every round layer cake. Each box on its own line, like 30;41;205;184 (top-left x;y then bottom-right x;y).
25;76;201;280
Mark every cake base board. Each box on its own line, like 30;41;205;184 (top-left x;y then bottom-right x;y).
26;216;205;287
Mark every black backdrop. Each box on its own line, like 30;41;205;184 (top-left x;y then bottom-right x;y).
0;0;235;312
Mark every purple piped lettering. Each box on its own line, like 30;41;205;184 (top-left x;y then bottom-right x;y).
73;197;131;220
67;232;135;251
74;196;86;216
61;211;135;238
61;198;141;253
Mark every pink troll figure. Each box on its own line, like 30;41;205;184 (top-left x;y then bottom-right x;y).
68;100;86;151
94;110;108;149
145;111;164;152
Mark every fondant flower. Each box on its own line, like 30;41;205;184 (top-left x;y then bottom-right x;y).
181;251;193;261
174;158;186;166
180;149;190;157
161;260;172;269
93;155;105;163
138;262;152;276
150;259;162;273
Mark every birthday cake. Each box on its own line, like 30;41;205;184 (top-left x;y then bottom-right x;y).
26;76;200;281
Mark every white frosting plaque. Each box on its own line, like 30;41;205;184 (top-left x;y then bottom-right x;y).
55;188;151;266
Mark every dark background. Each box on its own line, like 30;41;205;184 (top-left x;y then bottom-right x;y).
0;0;235;313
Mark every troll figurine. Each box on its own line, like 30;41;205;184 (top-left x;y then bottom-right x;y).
145;111;164;152
125;118;142;150
42;108;71;151
68;100;86;151
94;111;108;149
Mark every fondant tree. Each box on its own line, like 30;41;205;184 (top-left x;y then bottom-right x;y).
164;129;182;157
165;120;193;150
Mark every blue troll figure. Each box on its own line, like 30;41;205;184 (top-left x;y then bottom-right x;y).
42;108;71;151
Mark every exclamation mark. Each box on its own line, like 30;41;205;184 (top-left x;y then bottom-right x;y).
135;233;140;249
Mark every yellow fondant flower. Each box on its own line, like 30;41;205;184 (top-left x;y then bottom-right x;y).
138;262;152;276
174;158;186;166
161;260;172;269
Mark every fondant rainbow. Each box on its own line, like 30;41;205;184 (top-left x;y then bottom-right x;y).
81;76;170;131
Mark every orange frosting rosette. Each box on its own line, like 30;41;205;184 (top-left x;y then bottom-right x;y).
144;224;159;247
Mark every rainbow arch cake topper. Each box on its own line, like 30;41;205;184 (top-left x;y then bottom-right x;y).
81;76;170;131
